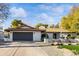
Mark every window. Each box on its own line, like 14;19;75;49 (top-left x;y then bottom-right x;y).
77;33;79;35
53;33;57;39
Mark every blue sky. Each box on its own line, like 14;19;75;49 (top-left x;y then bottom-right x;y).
4;3;79;28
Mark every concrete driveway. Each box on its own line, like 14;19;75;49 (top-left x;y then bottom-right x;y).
0;42;74;56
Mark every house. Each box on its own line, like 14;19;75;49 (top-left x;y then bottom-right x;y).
38;26;46;30
4;24;44;41
0;31;4;41
4;23;78;42
0;26;4;41
46;28;77;40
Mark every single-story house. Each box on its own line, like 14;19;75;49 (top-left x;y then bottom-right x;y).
46;28;77;40
4;24;44;41
0;31;4;41
0;26;4;41
4;24;78;42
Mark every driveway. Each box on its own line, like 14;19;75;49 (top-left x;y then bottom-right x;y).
0;42;74;56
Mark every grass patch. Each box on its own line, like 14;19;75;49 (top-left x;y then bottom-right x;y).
59;45;79;55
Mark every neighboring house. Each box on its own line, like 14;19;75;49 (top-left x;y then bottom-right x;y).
46;28;77;40
4;24;44;41
0;26;4;41
0;31;4;41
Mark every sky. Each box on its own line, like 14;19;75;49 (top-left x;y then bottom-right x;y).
3;3;79;29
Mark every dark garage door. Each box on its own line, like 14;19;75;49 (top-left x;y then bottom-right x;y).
13;32;33;41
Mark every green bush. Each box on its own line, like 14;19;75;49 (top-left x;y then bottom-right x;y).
71;36;75;39
66;34;71;39
66;34;75;39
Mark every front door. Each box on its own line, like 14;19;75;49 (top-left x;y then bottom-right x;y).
53;33;57;39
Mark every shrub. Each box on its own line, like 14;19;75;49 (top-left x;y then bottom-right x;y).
71;36;75;39
66;34;71;39
66;34;75;39
61;35;65;39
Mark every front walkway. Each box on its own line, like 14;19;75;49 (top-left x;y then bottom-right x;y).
0;42;74;56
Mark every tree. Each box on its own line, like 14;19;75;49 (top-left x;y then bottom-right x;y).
61;16;71;29
44;24;48;28
50;24;54;28
11;19;24;28
0;3;10;23
35;23;43;29
71;22;79;32
55;23;59;28
35;23;48;29
0;3;10;31
60;6;79;32
50;24;59;28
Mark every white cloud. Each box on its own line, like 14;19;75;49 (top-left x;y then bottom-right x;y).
10;7;27;18
52;7;64;13
38;5;51;10
38;5;73;16
51;6;65;16
38;5;65;16
51;6;73;15
36;13;53;25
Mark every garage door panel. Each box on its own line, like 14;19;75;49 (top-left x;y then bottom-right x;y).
13;32;33;41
